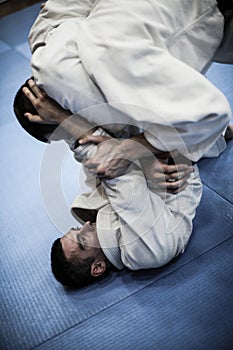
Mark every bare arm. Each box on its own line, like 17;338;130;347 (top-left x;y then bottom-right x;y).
23;81;194;192
79;135;194;193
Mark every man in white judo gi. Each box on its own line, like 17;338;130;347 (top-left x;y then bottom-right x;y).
21;81;202;289
14;0;232;287
28;0;232;169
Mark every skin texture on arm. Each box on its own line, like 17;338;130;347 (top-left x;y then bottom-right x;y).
79;134;194;190
23;81;161;169
22;81;194;192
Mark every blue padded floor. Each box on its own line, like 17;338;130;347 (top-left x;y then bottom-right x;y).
0;4;233;350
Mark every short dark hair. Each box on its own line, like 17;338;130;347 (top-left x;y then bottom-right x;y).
13;78;58;143
51;238;115;289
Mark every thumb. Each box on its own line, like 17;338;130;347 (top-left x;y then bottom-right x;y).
79;135;110;145
24;112;44;123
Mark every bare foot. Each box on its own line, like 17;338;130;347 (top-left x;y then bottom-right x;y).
224;124;233;141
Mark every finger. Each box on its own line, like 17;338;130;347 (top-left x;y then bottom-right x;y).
107;159;122;170
156;174;190;189
24;112;44;123
164;167;194;181
108;158;129;170
150;172;167;181
167;182;188;194
161;163;191;174
96;161;128;179
79;135;110;145
23;86;37;105
96;167;116;179
166;175;190;189
152;160;190;174
96;163;110;174
28;79;44;97
84;160;110;175
151;163;193;176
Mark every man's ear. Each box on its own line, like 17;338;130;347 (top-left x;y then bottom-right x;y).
91;259;106;277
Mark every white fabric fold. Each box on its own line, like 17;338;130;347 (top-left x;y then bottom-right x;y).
30;0;231;161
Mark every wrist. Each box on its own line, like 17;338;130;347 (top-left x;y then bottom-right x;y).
60;114;96;141
130;134;162;156
56;110;71;124
119;138;146;160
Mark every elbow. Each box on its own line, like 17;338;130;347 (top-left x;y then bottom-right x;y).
121;243;182;270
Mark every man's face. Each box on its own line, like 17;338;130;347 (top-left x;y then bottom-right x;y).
61;222;101;263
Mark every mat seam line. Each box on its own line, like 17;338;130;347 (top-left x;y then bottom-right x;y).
202;181;233;206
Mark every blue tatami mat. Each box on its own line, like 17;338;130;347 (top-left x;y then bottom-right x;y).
0;131;232;349
0;3;233;350
35;238;233;350
198;141;233;203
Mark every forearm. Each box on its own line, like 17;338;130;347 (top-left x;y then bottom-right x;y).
111;134;165;164
60;114;96;144
128;133;164;158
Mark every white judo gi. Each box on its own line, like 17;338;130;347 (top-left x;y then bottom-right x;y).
29;0;231;162
28;0;231;269
69;128;202;270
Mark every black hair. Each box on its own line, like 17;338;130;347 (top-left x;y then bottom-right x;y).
13;78;58;143
51;238;115;289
